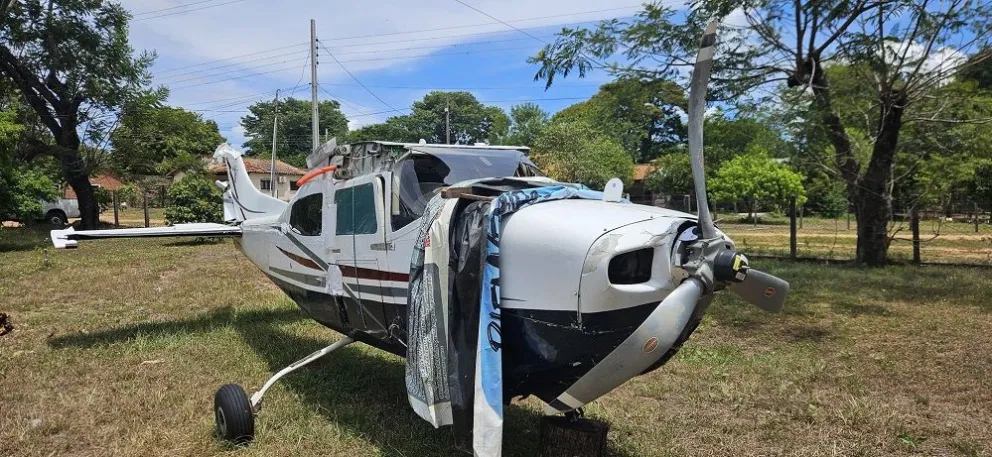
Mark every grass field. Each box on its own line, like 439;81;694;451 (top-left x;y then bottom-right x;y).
2;226;991;456
717;214;992;265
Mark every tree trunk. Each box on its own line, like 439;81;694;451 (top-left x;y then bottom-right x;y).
806;59;907;266
855;92;906;266
57;126;99;230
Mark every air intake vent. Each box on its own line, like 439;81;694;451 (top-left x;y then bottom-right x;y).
608;248;654;284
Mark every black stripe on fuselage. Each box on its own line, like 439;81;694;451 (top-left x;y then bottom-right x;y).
267;271;663;402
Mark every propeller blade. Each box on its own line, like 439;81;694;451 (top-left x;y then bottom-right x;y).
543;278;705;414
729;269;790;313
688;19;719;240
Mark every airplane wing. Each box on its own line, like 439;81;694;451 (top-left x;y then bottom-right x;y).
51;223;242;249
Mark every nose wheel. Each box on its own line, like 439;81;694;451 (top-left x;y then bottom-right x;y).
214;384;255;445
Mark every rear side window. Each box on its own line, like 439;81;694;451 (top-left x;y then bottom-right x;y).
336;183;377;235
290;193;322;236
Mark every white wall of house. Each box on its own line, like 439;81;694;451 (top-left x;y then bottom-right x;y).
250;173;299;200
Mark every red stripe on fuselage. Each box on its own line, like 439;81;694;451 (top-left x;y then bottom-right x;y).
277;247;323;271
338;265;409;282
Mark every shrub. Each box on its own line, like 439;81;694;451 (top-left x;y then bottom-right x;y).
164;175;223;224
531;121;633;189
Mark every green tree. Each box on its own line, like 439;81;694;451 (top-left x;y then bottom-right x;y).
552;78;686;162
709;152;806;221
531;121;633;189
495;102;548;146
346;92;510;145
164;174;222;224
111;97;225;177
0;109;57;222
347;116;420;143
529;0;992;266
644;152;692;197
241;98;348;167
1;0;154;229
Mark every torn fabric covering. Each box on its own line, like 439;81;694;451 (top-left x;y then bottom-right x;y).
472;185;604;457
405;195;458;426
405;183;605;457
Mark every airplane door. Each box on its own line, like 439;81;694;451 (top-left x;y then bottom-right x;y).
333;175;390;336
267;186;328;294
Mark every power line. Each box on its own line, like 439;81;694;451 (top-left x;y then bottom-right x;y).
158;54;310;85
134;0;245;21
168;58;308;90
318;4;644;43
318;42;403;116
156;42;308;74
156;49;309;80
450;0;608;69
150;5;640;76
319;82;602;90
132;0;228;16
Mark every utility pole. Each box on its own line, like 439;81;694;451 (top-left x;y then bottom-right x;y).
324;128;328;143
445;99;450;144
269;89;280;197
310;19;320;153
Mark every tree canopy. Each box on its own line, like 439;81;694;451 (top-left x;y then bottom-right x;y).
709;151;806;218
1;0;155;228
241;97;348;168
530;0;992;265
551;78;686;162
111;96;225;177
531;120;633;189
0;109;57;222
349;91;509;145
494;102;549;146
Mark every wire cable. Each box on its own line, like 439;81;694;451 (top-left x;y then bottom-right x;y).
318;41;403;116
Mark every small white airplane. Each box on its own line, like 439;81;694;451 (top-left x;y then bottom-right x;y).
50;21;788;455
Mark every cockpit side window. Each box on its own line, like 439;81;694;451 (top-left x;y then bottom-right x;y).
336;183;377;235
391;155;448;231
289;193;322;236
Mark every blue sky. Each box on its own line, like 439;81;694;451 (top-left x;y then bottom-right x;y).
118;0;654;147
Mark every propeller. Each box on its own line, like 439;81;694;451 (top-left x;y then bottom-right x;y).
682;20;790;313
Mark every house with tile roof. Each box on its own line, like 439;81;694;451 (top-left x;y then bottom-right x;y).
205;158;307;201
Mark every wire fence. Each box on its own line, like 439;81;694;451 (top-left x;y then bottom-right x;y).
640;193;992;266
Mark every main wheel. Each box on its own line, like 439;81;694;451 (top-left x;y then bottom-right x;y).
46;210;67;228
214;384;255;445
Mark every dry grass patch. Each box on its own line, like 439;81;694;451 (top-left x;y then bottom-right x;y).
2;227;991;456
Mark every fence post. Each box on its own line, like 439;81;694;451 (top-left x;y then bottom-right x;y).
752;195;758;227
143;193;150;228
112;191;119;228
911;205;921;265
976;202;980;233
161;185;166;208
790;196;798;259
846;211;851;230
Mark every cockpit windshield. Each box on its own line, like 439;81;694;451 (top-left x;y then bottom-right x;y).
390;148;542;230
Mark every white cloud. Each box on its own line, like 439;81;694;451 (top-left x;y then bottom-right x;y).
119;0;648;134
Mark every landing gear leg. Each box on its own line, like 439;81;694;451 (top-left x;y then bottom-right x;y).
213;336;355;444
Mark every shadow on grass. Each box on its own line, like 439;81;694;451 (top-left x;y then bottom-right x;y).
49;306;635;457
162;238;228;247
0;226;52;253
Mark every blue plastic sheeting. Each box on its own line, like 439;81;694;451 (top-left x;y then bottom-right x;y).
472;185;604;457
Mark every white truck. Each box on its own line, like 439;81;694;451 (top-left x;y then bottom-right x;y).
39;198;80;227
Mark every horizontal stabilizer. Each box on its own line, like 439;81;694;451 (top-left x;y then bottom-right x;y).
51;223;242;249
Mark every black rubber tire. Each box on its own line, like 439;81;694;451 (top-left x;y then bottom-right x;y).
214;384;255;445
46;210;67;228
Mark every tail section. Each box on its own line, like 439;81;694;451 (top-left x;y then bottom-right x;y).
212;144;288;222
